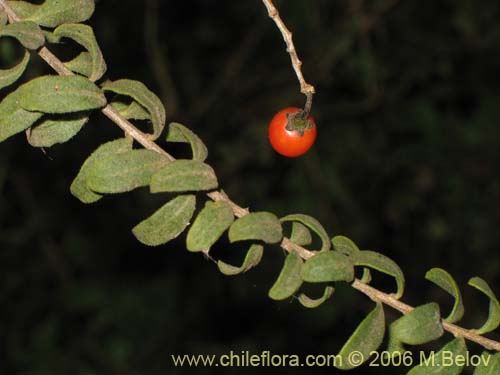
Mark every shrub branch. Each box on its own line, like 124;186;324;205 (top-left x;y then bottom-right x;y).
1;0;499;354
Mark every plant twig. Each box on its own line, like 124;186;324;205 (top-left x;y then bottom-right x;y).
1;0;499;354
261;0;315;115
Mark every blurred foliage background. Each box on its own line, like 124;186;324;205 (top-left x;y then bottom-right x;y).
1;0;500;374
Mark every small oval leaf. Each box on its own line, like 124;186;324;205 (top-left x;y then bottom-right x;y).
301;251;354;283
102;79;165;140
298;286;334;308
7;1;39;20
468;277;500;334
332;235;371;283
186;201;234;252
166;122;208;161
111;100;150;121
407;337;467;375
53;23;106;81
150;160;218;193
290;222;312;247
268;251;303;300
63;51;92;77
388;303;444;355
473;352;500;375
0;50;29;90
132;195;196;247
217;244;263;276
0;21;45;49
27;0;95;28
352;250;405;299
336;303;385;370
86;149;170;194
27;114;88;147
0;88;43;142
281;214;330;251
70;138;133;203
425;268;464;324
229;212;282;244
19;75;106;114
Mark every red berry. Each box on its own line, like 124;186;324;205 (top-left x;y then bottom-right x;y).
268;107;317;157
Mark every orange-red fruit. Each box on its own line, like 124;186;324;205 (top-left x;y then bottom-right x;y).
268;107;317;157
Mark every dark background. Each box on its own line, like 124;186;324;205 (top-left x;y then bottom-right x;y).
1;0;500;374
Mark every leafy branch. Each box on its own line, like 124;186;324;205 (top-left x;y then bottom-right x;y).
1;0;500;372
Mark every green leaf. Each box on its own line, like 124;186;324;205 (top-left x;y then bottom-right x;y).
228;212;283;244
425;268;464;324
7;1;39;20
407;337;467;375
281;214;330;251
217;244;263;276
0;88;43;142
102;79;165;140
63;52;92;77
336;303;385;370
298;286;334;308
26;113;88;147
27;0;95;28
301;251;354;283
186;201;234;252
352;250;405;299
332;235;371;283
111;100;150;121
132;195;196;247
70;138;133;203
86;149;170;194
290;222;312;247
473;352;500;375
166;122;208;161
53;23;106;81
18;75;106;114
0;50;29;90
468;277;500;334
388;303;444;355
268;251;303;300
150;160;218;193
0;21;45;49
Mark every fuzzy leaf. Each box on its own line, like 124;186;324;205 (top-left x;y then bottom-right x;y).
132;195;196;247
332;235;371;283
102;79;165;140
70;138;133;203
217;244;263;276
0;88;43;142
473;352;500;375
86;149;170;194
301;251;354;283
111;100;150;121
426;268;464;324
388;303;444;355
27;0;95;28
352;250;405;299
0;21;44;49
19;75;106;114
0;50;29;90
407;337;467;375
298;286;334;308
53;23;106;81
7;1;38;19
336;303;385;370
150;160;218;193
468;277;500;334
186;201;234;252
64;52;93;78
281;214;330;251
268;251;303;300
27;113;88;147
290;222;312;247
228;212;282;244
166;122;208;161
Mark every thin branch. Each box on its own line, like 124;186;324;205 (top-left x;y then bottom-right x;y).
261;0;315;113
1;0;500;354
